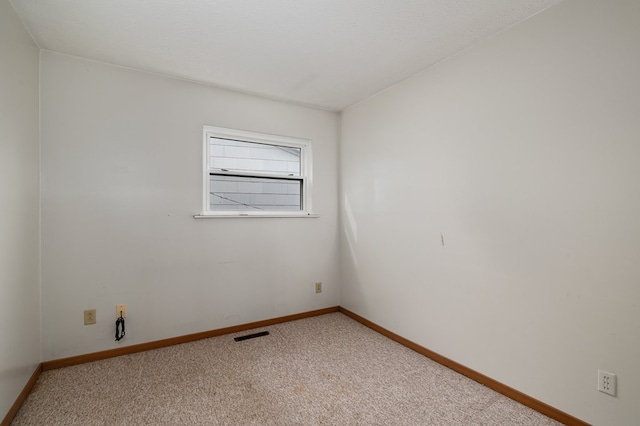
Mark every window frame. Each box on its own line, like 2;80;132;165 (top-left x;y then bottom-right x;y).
198;125;316;218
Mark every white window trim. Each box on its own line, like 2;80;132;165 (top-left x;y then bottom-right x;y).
196;125;318;218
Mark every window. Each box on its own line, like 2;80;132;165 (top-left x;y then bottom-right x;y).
200;126;314;217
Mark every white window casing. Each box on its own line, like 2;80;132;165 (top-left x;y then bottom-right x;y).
196;125;317;218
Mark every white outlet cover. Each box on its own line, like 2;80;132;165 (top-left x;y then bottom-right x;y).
598;370;617;396
116;304;127;318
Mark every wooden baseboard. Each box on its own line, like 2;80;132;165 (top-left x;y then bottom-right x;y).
42;306;339;371
1;364;42;426
338;307;589;426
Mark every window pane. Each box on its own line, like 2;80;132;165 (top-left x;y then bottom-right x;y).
209;175;302;211
209;137;301;176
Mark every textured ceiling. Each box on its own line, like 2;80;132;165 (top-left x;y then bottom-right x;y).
10;0;562;110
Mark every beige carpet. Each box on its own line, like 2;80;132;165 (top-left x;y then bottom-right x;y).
12;313;561;425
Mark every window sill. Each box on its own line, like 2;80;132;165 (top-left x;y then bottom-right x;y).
194;213;319;219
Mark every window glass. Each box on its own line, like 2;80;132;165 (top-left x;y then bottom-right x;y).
209;175;301;211
201;126;313;216
209;138;301;176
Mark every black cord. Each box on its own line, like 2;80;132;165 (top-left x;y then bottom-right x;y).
115;314;125;341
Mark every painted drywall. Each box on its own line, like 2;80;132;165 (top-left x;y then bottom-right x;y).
0;0;41;419
40;52;339;360
340;0;640;424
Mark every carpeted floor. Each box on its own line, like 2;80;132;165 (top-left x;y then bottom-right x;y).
12;313;561;425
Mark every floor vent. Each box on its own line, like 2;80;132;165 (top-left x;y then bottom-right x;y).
234;331;270;342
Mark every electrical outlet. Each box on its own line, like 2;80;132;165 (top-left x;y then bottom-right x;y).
598;370;617;396
315;282;322;293
84;309;96;325
116;304;127;318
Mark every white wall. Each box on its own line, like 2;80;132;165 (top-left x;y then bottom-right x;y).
0;0;41;419
340;0;640;424
40;52;339;360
